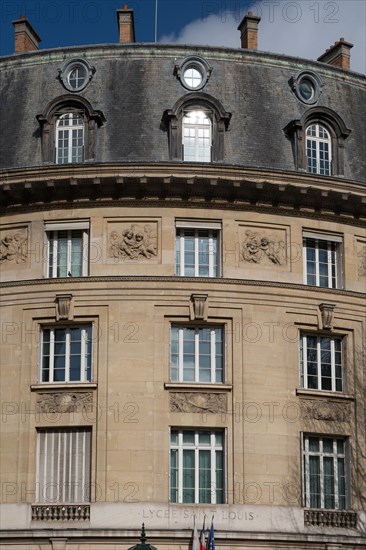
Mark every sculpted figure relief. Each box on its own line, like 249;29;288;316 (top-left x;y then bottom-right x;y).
241;230;285;265
170;392;227;414
0;231;27;263
109;223;157;260
358;246;366;277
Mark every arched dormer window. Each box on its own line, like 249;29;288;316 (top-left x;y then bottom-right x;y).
56;112;84;164
306;123;331;175
162;93;231;163
283;107;351;177
37;95;106;164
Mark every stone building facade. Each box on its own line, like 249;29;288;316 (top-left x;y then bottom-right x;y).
0;8;365;550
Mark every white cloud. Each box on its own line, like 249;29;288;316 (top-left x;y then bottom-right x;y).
159;0;365;74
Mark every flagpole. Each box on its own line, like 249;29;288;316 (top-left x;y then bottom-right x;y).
154;0;158;42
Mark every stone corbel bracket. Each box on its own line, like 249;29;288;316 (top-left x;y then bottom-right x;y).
55;294;74;321
318;303;336;330
189;293;208;321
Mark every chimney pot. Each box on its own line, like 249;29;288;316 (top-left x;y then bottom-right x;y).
12;16;41;53
238;12;261;50
317;37;353;70
116;6;136;43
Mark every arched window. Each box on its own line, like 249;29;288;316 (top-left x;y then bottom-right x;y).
56;112;84;164
306;123;332;175
37;95;105;164
163;93;231;163
182;109;212;162
283;107;350;177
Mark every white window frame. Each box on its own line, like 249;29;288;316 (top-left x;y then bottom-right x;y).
182;109;212;162
56;112;84;164
45;221;89;278
36;428;91;503
170;325;224;383
303;231;343;289
300;334;343;392
303;435;348;510
40;325;92;383
176;221;221;277
306;123;332;175
170;429;224;504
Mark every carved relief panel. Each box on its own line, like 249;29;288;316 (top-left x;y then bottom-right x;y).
356;239;366;279
107;220;160;262
236;222;290;269
170;392;227;414
0;226;28;265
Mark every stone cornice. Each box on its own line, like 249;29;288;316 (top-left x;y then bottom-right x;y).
1;163;365;223
0;276;365;300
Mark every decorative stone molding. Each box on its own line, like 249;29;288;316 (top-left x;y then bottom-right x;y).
55;294;73;320
109;223;157;260
319;303;336;330
170;392;227;414
32;504;90;521
300;399;349;422
240;230;285;265
0;229;27;263
36;392;93;413
189;293;208;321
304;509;357;528
358;245;366;277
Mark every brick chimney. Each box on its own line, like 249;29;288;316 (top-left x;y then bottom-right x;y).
238;11;261;50
12;15;41;53
116;5;136;43
317;38;353;70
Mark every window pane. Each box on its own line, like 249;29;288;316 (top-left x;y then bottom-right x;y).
182;450;195;503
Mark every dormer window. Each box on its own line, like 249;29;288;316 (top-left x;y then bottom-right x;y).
56;112;84;164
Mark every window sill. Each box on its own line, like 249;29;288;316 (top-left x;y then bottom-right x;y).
31;383;97;391
296;388;354;400
164;382;232;391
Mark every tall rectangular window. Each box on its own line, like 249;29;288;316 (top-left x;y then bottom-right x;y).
170;326;223;383
176;223;220;277
182;110;212;162
46;222;89;277
170;429;224;504
303;435;347;509
300;334;343;392
41;326;92;383
56;113;84;164
36;428;91;503
303;232;342;288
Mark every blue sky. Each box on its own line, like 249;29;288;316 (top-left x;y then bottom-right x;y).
1;0;365;73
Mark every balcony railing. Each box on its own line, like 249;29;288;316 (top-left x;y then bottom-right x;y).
32;504;90;521
304;509;357;528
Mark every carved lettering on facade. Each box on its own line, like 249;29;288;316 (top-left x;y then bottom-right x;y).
358;245;366;277
170;392;227;414
241;230;285;265
109;223;157;260
0;230;27;263
300;399;349;422
37;392;93;413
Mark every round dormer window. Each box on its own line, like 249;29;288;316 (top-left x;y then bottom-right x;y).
290;71;323;105
175;56;212;91
59;58;95;92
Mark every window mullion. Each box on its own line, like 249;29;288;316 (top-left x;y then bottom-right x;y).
80;328;86;382
195;329;200;382
180;231;185;276
317;338;322;391
178;433;183;503
178;328;184;382
334;439;339;509
211;433;216;504
211;329;215;383
195;434;199;503
303;335;308;388
53;234;58;277
320;439;324;509
327;241;332;289
208;231;213;277
330;338;335;391
194;230;199;276
67;230;72;275
49;329;55;383
82;229;88;276
65;330;70;382
315;240;320;286
304;437;310;507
